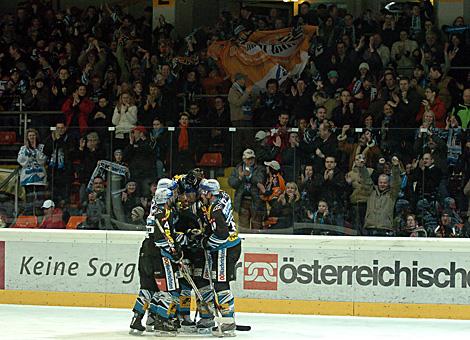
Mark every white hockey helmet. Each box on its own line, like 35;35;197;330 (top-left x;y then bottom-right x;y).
199;178;220;195
154;188;174;205
157;178;178;191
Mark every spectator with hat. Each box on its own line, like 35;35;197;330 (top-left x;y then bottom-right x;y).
324;70;341;98
38;199;65;229
260;160;286;203
229;148;266;230
253;130;280;164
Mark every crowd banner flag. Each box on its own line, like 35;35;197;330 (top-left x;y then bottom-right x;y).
208;25;317;89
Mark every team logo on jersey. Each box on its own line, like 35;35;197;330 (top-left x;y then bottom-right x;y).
243;253;278;290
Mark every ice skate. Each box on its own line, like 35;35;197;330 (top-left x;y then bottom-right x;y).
129;313;145;335
179;315;197;333
145;312;156;332
154;315;178;337
212;317;236;337
196;317;215;334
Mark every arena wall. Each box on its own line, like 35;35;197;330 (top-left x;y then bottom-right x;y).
1;229;470;319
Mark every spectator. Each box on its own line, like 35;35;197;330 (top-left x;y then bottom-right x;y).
38;200;65;229
77;131;105;204
362;156;401;235
428;64;457;110
112;91;138;150
254;78;285;127
172;112;195;174
313;155;346;225
452;88;470;129
332;89;361;128
229;148;266;230
286;78;313;121
346;154;374;234
280;131;304;182
338;125;381;170
307;200;336;226
61;84;94;140
434;210;457;237
416;85;446;128
228;73;253;157
309;121;338;171
81;191;105;230
43;121;74;203
399;214;427;237
124;126;155;193
17;128;47;214
267;182;302;229
149;118;168;180
253;130;280;164
260;160;285;204
121;180;142;223
89;95;113;145
391;30;419;77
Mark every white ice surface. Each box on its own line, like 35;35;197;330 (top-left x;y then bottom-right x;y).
1;304;470;340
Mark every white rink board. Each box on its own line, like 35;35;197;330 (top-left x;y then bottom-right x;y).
1;230;470;305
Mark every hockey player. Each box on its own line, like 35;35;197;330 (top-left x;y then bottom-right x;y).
198;179;242;337
146;187;183;336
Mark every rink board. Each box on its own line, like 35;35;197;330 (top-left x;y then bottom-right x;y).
1;229;470;319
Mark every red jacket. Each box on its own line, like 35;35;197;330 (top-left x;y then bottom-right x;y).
39;208;65;229
61;97;94;135
416;96;446;128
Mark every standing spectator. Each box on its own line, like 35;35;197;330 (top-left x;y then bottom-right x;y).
77;132;105;204
81;192;105;230
452;88;470;129
52;67;75;109
391;30;419;77
124;126;155;194
410;152;443;201
286;78;313;122
89;95;113;147
260;160;285;203
172;112;195;174
61;84;94;140
362;156;401;235
280;131;304;182
17;128;47;214
112;91;138;150
310;121;338;172
428;64;457;110
229;149;266;230
313;156;346;225
253;130;280;164
43;121;74;203
338;125;381;170
416;85;446;128
139;83;161;128
332;89;360;128
254;79;285;128
38;200;65;229
345;154;374;234
149;118;168;180
228;73;254;158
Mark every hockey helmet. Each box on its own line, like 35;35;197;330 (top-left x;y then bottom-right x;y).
199;179;220;195
154;188;174;205
157;178;178;191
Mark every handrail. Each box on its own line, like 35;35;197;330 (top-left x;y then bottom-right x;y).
0;167;20;192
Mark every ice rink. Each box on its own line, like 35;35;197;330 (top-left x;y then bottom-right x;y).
1;305;470;340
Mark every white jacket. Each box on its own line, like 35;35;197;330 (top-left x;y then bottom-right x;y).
112;104;137;138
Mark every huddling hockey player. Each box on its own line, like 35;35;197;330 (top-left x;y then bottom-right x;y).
130;178;183;336
198;178;242;336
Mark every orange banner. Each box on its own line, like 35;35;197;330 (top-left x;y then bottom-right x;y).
208;25;316;88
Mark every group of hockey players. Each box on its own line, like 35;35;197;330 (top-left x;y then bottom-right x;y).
129;168;242;337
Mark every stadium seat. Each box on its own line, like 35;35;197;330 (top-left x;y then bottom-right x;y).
11;216;38;228
196;152;223;167
0;131;16;144
66;216;87;229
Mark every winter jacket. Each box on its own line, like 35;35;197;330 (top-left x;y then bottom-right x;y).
363;164;401;231
112;105;138;138
346;166;374;204
338;135;382;170
416;96;446;128
61;97;94;135
228;162;265;212
228;83;251;122
452;103;470;129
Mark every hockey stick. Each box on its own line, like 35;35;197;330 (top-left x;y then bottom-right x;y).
203;249;251;332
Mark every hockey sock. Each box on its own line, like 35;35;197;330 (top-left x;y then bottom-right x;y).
178;284;192;318
132;289;153;315
216;290;235;318
197;285;215;319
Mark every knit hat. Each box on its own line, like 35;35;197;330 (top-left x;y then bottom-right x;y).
327;70;339;79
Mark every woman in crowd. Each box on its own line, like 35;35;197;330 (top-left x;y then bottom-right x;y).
112;91;138;150
17;128;48;214
266;182;302;229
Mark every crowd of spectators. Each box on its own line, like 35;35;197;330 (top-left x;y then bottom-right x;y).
0;1;469;236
